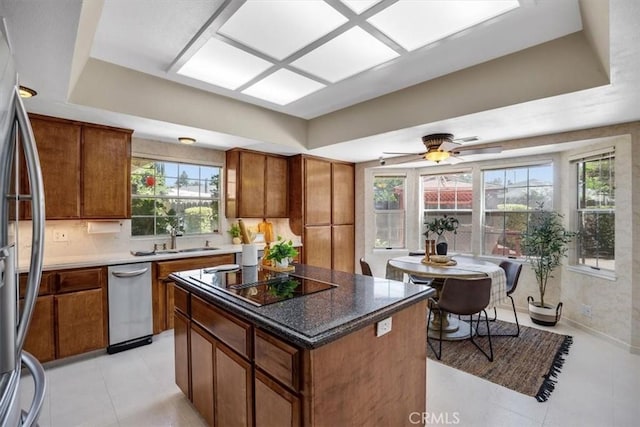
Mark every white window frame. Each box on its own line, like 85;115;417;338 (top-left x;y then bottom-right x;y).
131;157;222;237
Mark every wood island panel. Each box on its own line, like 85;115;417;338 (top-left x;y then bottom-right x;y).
174;311;190;399
190;325;215;426
214;342;253;427
255;369;300;427
303;300;428;427
255;329;300;392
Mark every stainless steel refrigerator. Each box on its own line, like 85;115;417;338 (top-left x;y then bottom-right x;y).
0;18;46;427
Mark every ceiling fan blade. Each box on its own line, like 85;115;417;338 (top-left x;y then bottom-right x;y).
383;151;425;155
454;146;502;155
445;156;464;164
439;140;461;152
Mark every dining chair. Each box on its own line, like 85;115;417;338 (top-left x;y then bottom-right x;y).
359;258;373;276
483;260;523;337
427;277;493;361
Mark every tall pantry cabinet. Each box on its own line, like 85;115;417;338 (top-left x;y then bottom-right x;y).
289;155;355;273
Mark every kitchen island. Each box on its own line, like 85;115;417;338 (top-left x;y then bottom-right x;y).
170;263;434;427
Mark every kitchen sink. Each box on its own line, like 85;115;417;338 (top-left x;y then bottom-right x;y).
178;247;220;253
130;247;219;256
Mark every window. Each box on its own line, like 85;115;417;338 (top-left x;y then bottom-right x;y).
421;172;473;253
483;164;553;257
131;158;221;236
373;176;405;249
576;153;615;270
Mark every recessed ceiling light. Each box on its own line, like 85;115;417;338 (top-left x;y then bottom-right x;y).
19;86;37;98
292;26;399;83
218;0;348;60
368;0;520;51
178;137;196;145
242;69;325;105
177;37;273;90
340;0;383;14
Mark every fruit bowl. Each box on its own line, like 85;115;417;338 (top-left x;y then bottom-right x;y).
429;255;451;263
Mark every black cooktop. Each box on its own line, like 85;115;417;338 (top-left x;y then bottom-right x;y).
217;275;337;306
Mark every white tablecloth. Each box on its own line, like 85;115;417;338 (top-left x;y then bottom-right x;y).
386;255;507;307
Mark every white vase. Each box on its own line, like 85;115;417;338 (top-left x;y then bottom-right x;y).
275;259;289;269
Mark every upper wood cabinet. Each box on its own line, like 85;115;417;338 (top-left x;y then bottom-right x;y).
289;155;355;272
28;114;132;219
225;148;288;218
82;126;131;218
29;115;82;218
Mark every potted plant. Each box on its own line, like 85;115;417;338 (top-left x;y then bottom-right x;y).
228;223;242;244
520;207;576;326
423;215;459;255
265;236;299;268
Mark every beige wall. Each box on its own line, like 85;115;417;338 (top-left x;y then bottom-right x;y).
355;122;640;353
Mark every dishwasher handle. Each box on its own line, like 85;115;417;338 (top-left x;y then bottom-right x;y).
111;268;149;278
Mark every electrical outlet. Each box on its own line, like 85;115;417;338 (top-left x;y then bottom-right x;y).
53;230;69;242
581;304;592;318
376;317;392;337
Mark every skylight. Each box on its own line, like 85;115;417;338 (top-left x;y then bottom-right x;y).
177;38;272;90
173;0;521;106
241;69;326;105
217;0;348;61
367;0;520;52
292;27;399;83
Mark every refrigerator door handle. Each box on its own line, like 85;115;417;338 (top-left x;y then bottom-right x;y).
0;245;16;374
13;87;45;352
18;351;46;427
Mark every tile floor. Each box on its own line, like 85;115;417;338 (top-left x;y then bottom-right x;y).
19;308;639;427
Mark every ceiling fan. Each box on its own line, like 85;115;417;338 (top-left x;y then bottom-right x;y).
383;133;502;164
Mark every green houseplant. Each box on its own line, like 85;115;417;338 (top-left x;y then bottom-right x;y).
227;223;242;244
423;215;459;255
265;236;299;268
520;207;576;326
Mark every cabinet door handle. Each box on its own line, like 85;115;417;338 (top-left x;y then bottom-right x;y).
111;268;149;278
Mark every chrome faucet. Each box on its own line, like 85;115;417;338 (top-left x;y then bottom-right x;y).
169;226;183;250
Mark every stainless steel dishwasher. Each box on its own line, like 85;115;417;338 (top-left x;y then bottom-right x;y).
107;262;153;354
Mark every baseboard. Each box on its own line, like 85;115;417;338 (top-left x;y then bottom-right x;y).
500;303;638;354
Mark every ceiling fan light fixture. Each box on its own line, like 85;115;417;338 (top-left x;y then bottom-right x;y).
422;133;454;163
424;147;450;163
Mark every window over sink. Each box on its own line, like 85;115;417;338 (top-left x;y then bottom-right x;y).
131;158;221;236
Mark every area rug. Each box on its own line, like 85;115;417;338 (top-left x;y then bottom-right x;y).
427;319;573;402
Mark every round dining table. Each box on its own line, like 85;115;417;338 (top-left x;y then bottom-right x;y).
387;255;506;340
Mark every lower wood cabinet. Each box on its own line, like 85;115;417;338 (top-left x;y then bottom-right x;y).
21;295;55;363
174;311;190;399
255;369;300;427
21;266;107;362
55;288;106;358
177;291;299;427
190;323;253;427
154;254;235;333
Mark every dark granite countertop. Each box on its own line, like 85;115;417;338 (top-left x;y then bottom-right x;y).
170;263;434;349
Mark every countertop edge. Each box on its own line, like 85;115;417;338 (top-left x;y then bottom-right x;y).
172;273;435;349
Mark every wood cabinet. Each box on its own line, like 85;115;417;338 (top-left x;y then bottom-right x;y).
177;291;298;427
225;148;288;218
82;126;131;218
190;322;253;427
21;296;55;363
21;266;107;361
289;155;355;272
175;284;427;427
28;115;81;218
27;114;132;219
55;288;105;358
153;254;235;333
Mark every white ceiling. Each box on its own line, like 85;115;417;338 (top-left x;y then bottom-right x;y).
1;0;639;164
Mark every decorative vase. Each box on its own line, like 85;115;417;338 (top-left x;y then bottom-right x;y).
232;237;241;245
436;234;448;255
275;259;289;269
